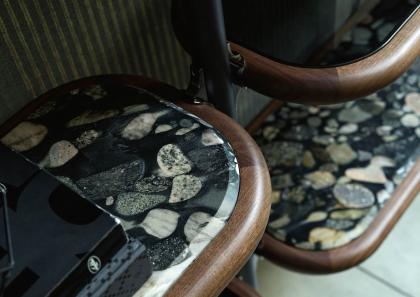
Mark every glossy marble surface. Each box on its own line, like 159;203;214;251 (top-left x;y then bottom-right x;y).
254;67;419;250
258;195;420;297
1;82;240;296
225;0;418;67
322;0;419;66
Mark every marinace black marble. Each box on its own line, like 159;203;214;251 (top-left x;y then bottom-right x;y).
322;0;419;66
1;82;240;296
253;67;420;251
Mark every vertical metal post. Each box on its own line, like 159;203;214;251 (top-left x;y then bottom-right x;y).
0;183;14;294
173;0;257;289
240;255;259;289
188;1;258;288
190;0;237;118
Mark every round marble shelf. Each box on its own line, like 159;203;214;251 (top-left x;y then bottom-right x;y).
1;81;241;296
254;66;419;251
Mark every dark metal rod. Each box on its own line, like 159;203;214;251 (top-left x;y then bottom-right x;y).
0;183;14;275
191;0;237;118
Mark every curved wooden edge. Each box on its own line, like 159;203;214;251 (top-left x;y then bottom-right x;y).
167;101;271;297
0;75;272;297
230;7;420;105
258;160;420;274
0;75;182;137
225;277;261;297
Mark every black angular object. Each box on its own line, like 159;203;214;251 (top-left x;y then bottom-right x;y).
76;239;151;297
0;144;151;297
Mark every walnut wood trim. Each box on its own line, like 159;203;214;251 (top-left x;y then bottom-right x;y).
168;101;271;297
0;75;272;297
230;7;420;105
258;160;420;274
225;277;261;297
245;100;283;134
0;75;182;137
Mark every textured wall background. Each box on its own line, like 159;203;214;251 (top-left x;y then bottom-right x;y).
0;0;190;125
0;0;352;127
223;0;355;126
223;0;340;64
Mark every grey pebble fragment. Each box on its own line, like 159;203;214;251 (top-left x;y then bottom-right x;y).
123;104;149;115
140;208;180;239
184;212;213;242
74;129;101;149
157;144;192;177
146;237;189;271
135;175;172;193
1;121;48;152
40;140;79;168
338;106;372;123
155;124;173;133
169;175;202;203
175;123;199;135
307;116;322;127
201;129;224;146
401;114;419;127
115;192;166;216
261;141;304;167
76;160;145;200
122;110;168;140
338;123;358;134
333;183;375;208
304;171;336;190
326;143;357;165
67;110;119;127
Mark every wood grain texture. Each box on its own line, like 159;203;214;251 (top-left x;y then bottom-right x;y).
168;101;271;297
258;160;420;274
0;75;272;297
231;7;420;105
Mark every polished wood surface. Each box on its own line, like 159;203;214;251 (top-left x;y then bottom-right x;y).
0;75;183;137
168;101;271;297
0;75;272;297
258;160;420;273
231;7;420;105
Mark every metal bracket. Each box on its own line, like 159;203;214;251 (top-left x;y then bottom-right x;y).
184;63;208;104
228;43;246;85
0;183;14;293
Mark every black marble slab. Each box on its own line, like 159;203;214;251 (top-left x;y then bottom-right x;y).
0;144;127;297
254;67;419;250
1;82;240;296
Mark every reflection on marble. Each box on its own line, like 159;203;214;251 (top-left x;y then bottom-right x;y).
1;121;48;152
1;82;240;296
254;68;419;250
322;0;419;66
39;140;79;168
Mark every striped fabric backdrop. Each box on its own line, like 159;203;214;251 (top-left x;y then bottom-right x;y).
0;0;191;124
0;0;343;127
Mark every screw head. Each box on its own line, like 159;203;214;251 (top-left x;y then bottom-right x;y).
87;255;101;274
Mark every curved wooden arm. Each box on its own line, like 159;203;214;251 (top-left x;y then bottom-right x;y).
231;7;420;105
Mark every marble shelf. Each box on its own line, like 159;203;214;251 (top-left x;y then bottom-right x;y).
254;67;419;251
1;82;240;296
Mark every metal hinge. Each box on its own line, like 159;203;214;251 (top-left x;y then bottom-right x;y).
227;43;246;85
